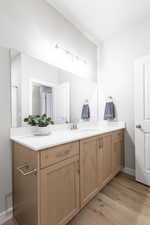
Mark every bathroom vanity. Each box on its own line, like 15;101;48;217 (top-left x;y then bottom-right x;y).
10;45;124;225
12;125;124;225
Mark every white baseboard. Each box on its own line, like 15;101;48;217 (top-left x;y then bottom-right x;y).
122;167;135;176
0;208;13;225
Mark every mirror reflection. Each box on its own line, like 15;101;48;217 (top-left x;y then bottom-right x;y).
11;49;98;127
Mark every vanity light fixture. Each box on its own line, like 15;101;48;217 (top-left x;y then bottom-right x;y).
52;43;89;78
54;43;87;65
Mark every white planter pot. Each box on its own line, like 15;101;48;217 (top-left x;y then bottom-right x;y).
32;126;51;136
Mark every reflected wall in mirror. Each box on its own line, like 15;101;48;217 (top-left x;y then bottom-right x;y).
11;49;98;127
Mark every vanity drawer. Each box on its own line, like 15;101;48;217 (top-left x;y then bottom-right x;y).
112;130;124;141
40;141;79;168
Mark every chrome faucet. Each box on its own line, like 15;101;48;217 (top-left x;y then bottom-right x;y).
70;121;78;130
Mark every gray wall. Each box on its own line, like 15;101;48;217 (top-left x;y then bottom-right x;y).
0;0;97;214
0;47;11;213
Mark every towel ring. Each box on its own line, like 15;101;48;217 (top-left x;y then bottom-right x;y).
84;99;89;104
106;96;113;102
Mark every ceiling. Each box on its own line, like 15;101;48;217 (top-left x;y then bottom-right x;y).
46;0;150;44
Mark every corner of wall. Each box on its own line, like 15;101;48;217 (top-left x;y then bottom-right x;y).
0;208;13;225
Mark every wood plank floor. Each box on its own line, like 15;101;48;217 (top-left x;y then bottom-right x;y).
3;173;150;225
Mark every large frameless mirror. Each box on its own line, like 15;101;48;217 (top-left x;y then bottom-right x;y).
10;49;98;127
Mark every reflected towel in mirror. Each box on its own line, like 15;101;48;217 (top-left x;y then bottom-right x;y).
81;104;90;120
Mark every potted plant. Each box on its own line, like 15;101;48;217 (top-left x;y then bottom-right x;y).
24;114;54;136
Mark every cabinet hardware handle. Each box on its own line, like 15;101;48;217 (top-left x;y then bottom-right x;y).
99;139;103;149
17;165;37;176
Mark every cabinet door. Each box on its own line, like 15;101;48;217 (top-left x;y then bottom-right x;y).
97;136;103;188
40;157;79;225
80;137;98;207
102;134;112;182
13;143;38;225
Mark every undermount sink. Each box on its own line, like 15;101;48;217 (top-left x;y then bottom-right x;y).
71;128;102;133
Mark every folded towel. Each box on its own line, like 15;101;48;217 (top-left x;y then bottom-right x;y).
81;104;90;120
104;102;115;120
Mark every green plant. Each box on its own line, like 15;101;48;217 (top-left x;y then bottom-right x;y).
24;114;54;127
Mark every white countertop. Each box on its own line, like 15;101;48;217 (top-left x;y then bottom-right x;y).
11;121;125;151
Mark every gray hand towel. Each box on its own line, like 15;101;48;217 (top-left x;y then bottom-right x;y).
104;102;115;120
81;104;90;120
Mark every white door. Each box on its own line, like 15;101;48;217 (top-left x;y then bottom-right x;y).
53;82;70;124
134;55;150;186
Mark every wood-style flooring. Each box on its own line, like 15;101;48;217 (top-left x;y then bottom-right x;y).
3;173;150;225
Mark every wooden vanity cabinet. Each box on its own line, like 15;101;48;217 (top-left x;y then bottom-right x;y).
12;144;38;225
97;136;103;188
12;129;124;225
80;136;99;207
80;130;124;208
96;130;124;191
13;141;80;225
40;156;80;225
101;133;112;184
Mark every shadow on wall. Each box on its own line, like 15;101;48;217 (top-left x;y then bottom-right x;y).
124;130;135;170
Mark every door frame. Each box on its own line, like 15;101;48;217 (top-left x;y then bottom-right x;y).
29;78;55;115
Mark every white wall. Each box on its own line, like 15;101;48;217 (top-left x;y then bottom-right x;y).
100;19;150;170
0;0;97;215
0;0;97;79
0;47;11;214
